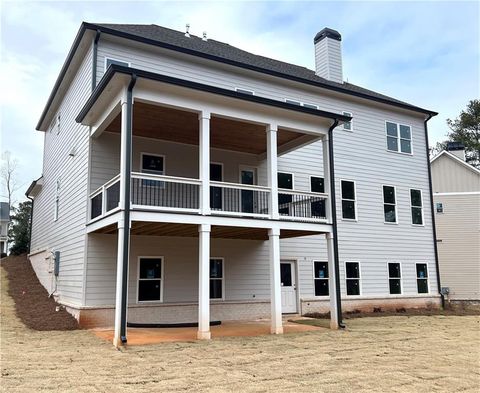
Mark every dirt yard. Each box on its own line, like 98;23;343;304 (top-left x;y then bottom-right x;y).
1;265;479;392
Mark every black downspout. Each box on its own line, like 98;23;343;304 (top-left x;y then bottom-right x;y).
120;74;137;344
92;30;101;92
424;115;444;308
26;196;34;254
328;120;345;328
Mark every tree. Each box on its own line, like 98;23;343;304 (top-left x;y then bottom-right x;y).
8;201;32;255
437;100;480;168
1;151;21;208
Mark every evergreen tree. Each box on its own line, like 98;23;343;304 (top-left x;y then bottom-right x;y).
8;201;32;255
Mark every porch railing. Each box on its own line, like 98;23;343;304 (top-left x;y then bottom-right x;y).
278;189;328;221
89;174;328;222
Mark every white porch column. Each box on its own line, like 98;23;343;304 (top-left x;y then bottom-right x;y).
269;227;283;334
326;232;340;329
113;218;126;347
322;135;332;223
198;224;211;339
267;124;279;219
199;112;211;215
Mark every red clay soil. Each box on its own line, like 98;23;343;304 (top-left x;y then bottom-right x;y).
1;254;80;331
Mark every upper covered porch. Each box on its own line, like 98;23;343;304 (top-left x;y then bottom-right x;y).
77;65;350;230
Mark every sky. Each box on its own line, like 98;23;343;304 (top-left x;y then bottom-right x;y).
1;0;479;204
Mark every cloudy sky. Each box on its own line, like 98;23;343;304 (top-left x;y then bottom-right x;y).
1;0;479;203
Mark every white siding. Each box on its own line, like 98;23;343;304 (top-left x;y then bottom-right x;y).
30;43;93;306
431;154;480;193
314;37;343;83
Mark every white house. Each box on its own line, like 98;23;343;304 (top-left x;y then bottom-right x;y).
431;144;480;305
0;202;9;255
27;23;441;347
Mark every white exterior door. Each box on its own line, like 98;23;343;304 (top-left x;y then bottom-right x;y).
280;261;297;313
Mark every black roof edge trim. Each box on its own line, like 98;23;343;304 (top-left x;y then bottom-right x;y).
82;23;437;117
76;64;352;124
25;176;43;197
36;23;89;130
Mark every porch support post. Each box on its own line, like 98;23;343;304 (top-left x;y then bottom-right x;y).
326;232;339;329
268;227;283;334
199;112;211;215
197;224;211;339
267;124;279;219
113;77;136;348
322;135;332;223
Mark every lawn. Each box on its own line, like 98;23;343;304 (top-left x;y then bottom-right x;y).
1;265;479;392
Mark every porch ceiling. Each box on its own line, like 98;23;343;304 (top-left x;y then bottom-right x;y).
105;102;308;155
94;221;321;240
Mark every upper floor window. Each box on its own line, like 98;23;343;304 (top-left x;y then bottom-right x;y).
310;176;326;218
235;88;254;95
303;103;318;109
285;99;301;106
383;185;397;223
314;261;329;296
410;189;424;225
386;121;412;154
53;179;60;222
141;153;165;187
105;57;129;71
342;112;352;131
341;180;356;220
278;172;293;216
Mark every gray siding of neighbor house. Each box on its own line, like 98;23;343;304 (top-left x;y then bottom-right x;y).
80;35;439;305
29;43;93;306
432;153;480;301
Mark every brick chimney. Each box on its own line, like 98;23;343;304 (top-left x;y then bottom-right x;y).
314;28;343;83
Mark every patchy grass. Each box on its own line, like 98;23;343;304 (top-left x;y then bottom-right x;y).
1;264;480;392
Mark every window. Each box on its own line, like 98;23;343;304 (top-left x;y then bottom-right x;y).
210;163;223;210
342;111;352;131
314;261;329;296
235;88;254;95
383;185;397;223
285;99;301;106
278;172;293;215
416;263;429;294
53;179;60;221
210;258;224;299
410;189;424;225
303;103;318;110
436;202;444;213
310;176;326;218
345;262;360;295
141;153;164;187
56;114;61;135
341;180;356;220
105;57;129;70
386;122;412;154
388;263;402;294
138;257;163;302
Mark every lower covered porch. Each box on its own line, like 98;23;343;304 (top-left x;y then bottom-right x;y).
84;220;340;345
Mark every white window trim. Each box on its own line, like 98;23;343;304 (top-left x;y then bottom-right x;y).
140;152;166;175
284;98;319;110
210;257;225;301
284;99;302;106
56;113;61;135
137;256;164;303
385;120;414;155
235;87;255;95
312;260;329;298
382;184;398;224
104;57;131;71
53;179;60;222
344;261;362;296
415;262;430;294
342;111;353;131
387;262;403;295
340;179;357;221
277;171;295;190
410;188;425;226
309;175;325;193
303;103;318;110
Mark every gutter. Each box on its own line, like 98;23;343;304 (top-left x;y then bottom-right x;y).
120;74;137;344
424;114;444;308
92;30;101;92
327;119;345;328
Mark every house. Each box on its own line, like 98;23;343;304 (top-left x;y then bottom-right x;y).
431;144;480;306
0;202;9;255
27;22;441;347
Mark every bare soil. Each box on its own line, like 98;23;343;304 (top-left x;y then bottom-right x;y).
1;254;79;330
1;264;480;392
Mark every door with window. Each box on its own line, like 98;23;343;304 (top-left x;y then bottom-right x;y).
240;167;256;213
280;261;297;313
210;163;223;210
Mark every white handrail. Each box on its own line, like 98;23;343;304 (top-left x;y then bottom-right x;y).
278;188;328;198
131;172;202;185
210;180;270;192
89;174;120;198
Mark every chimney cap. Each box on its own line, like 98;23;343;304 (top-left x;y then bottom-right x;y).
446;141;465;151
314;28;342;44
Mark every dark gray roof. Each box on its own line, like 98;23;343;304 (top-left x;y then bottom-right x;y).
92;23;436;115
0;202;9;221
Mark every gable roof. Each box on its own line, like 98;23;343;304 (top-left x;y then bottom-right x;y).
430;150;480;176
36;22;437;130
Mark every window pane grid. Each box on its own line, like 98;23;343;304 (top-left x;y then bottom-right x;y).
386;122;411;153
416;263;429;294
410;189;423;225
388;263;401;294
345;262;360;296
341;181;356;220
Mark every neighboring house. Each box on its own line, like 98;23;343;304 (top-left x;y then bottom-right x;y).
27;22;441;347
0;202;9;255
431;144;480;305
